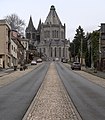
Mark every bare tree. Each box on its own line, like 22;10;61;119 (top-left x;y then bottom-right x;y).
5;13;25;35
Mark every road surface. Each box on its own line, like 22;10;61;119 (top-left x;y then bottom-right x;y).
56;62;105;120
0;62;49;120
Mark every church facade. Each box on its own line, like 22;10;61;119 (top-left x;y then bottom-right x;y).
26;5;70;61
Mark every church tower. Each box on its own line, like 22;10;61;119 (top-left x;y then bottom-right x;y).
37;5;69;60
25;16;37;49
25;5;70;60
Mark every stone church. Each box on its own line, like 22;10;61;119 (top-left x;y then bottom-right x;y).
25;5;70;61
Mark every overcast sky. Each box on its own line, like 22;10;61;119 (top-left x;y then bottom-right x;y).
0;0;105;41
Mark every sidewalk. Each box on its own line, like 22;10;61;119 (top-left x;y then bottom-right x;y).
65;63;105;79
23;62;82;120
82;66;105;79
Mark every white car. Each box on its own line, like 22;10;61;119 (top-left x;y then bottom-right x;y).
55;58;59;61
37;58;42;63
31;60;37;65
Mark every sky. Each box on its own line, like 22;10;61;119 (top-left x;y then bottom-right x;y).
0;0;105;41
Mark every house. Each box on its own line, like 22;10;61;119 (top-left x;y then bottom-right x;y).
10;38;18;67
0;19;11;68
11;30;25;66
20;37;29;63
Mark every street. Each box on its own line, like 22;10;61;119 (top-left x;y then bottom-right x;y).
56;62;105;120
0;62;49;120
0;62;105;120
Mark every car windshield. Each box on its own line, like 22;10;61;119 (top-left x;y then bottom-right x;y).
73;62;80;65
74;63;80;64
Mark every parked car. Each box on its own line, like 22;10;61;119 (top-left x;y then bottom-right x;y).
62;59;67;63
37;58;42;63
55;58;59;61
31;60;37;65
71;62;81;70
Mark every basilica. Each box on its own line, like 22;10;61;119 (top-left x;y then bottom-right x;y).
25;5;70;61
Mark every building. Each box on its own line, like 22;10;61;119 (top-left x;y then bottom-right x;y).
99;23;105;70
0;19;11;68
11;30;25;65
25;16;37;50
26;5;70;61
20;37;29;61
10;38;18;67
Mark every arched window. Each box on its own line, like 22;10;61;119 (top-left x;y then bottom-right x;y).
54;30;56;38
32;33;35;39
51;47;53;57
43;48;46;53
40;48;41;54
26;33;31;39
57;31;59;38
59;47;61;57
63;48;64;57
61;31;64;39
55;47;56;57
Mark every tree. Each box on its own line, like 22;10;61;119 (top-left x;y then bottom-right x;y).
90;31;99;63
73;26;86;61
85;31;99;67
5;13;25;35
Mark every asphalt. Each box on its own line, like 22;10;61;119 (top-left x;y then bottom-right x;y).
0;64;105;79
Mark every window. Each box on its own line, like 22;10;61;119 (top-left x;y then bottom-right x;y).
12;45;13;50
52;31;54;38
61;31;64;39
25;42;27;48
55;47;56;57
32;33;35;39
63;48;64;57
51;47;53;57
59;47;61;57
43;48;46;53
57;31;59;38
14;47;15;52
44;31;50;38
26;33;31;39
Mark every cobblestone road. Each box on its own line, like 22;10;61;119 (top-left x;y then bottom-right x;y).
23;62;82;120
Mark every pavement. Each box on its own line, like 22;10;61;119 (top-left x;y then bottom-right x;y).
65;63;105;88
82;66;105;79
65;63;105;79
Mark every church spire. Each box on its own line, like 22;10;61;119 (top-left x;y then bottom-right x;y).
26;16;36;32
45;5;62;25
37;19;41;32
